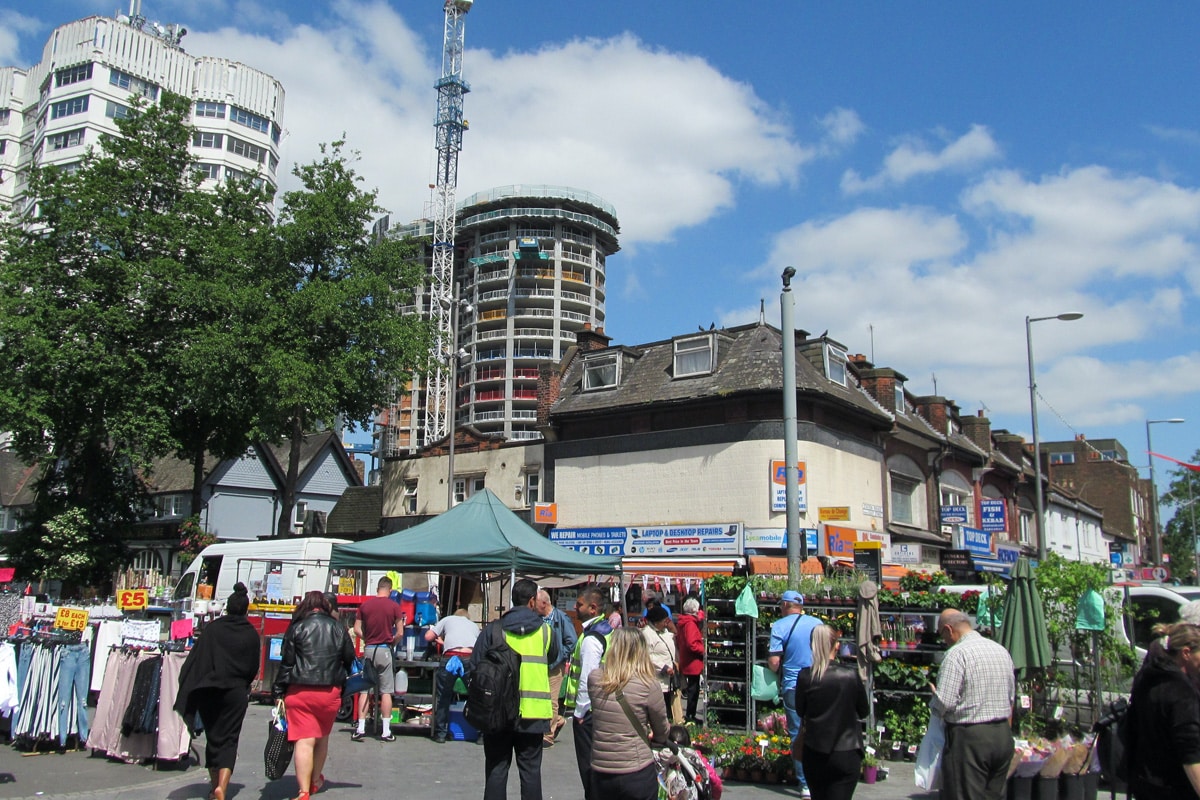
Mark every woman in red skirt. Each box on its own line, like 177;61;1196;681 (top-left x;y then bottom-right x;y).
272;591;355;800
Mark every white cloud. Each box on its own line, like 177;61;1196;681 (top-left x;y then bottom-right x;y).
817;107;865;151
0;10;42;65
841;124;1001;195
189;10;810;246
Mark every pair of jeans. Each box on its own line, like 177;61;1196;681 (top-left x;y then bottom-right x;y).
573;713;596;800
592;762;659;800
16;642;32;701
433;662;459;740
782;687;808;788
58;643;91;746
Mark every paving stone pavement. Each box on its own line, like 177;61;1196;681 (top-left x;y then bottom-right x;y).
0;704;940;800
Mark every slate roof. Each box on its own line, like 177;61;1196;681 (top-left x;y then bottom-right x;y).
327;485;383;537
552;322;893;426
0;451;38;507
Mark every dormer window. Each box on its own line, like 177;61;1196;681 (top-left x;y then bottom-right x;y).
583;353;619;391
894;383;905;413
825;343;847;386
674;335;714;377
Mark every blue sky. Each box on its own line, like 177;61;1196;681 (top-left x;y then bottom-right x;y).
6;2;1200;520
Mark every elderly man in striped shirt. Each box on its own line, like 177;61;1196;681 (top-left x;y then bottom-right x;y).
930;608;1015;800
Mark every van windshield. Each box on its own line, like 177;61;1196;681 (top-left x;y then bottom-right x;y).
173;571;194;600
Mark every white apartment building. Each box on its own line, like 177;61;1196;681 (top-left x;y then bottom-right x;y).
0;12;284;218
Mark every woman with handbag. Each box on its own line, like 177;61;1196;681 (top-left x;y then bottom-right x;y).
173;583;261;800
794;624;869;800
588;627;671;800
642;606;681;722
272;591;355;800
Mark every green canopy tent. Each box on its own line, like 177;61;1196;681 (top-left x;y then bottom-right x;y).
998;556;1053;681
329;489;622;576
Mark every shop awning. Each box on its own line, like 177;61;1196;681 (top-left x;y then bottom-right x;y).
621;558;742;578
748;556;825;576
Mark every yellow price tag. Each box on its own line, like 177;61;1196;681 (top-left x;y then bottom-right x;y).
118;589;149;610
337;577;355;595
54;607;89;631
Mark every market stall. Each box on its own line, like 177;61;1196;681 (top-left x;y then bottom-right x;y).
329;489;622;735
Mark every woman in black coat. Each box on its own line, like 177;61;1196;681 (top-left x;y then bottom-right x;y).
1127;622;1200;800
174;583;262;800
794;624;869;800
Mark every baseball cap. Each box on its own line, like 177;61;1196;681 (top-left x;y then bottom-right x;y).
781;590;803;605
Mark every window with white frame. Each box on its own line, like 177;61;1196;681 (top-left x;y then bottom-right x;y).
229;105;271;133
0;109;10;126
192;131;223;149
51;96;88;119
524;472;541;505
887;455;926;527
824;343;848;386
196;163;220;181
894;383;905;414
130;549;162;572
55;63;93;88
227;135;265;163
47;128;84;151
293;500;308;528
0;507;17;532
153;494;190;518
1049;452;1075;465
105;101;129;120
582;353;619;391
109;68;158;99
452;475;486;506
940;470;974;527
195;101;226;119
1018;508;1033;545
403;481;418;514
674;335;714;377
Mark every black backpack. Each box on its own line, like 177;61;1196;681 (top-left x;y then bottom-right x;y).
1094;697;1130;790
466;624;546;734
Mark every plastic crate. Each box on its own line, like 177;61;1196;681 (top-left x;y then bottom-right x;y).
448;706;479;742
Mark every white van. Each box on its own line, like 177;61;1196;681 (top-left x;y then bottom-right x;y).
172;537;349;615
1117;583;1199;659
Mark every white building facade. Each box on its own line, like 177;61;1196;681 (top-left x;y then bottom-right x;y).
0;14;284;218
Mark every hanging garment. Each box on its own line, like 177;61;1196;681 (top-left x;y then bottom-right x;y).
90;621;123;692
0;643;19;717
156;652;190;760
13;641;64;742
57;643;91;746
87;649;128;755
121;655;162;736
120;620;160;647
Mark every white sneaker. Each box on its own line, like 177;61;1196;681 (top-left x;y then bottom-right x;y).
799;786;811;799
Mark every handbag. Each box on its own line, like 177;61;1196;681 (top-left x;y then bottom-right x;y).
264;703;294;782
914;709;945;791
750;663;780;702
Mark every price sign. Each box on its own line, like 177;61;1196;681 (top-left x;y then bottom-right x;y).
337;577;355;595
54;607;89;631
118;589;149;611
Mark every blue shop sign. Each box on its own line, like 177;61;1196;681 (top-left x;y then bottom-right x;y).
941;505;968;524
961;526;992;558
980;499;1008;533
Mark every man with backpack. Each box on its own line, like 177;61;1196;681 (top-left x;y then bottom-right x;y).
468;578;557;800
562;584;614;800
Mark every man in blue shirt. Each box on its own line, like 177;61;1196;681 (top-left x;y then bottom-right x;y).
767;589;821;799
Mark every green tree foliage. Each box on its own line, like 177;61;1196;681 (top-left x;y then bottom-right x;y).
0;93;269;583
252;141;431;535
1161;449;1200;584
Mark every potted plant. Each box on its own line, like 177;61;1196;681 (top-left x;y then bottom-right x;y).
862;752;881;784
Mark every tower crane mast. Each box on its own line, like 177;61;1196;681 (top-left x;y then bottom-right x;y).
425;0;472;446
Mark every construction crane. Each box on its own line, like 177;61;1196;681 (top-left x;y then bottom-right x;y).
424;0;473;446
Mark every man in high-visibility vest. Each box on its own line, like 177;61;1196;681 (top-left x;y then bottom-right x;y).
470;578;558;800
562;584;613;800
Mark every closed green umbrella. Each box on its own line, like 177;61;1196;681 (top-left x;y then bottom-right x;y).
998;556;1052;680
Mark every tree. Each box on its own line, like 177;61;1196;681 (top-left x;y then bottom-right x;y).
1161;449;1200;584
0;92;268;582
252;141;431;536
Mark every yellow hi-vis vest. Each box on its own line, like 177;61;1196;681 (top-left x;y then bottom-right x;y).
506;626;553;721
562;624;614;710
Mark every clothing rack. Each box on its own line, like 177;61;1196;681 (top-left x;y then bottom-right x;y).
88;646;190;764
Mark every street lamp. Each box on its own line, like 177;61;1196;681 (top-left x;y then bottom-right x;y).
781;267;802;586
1027;312;1084;561
1146;417;1185;564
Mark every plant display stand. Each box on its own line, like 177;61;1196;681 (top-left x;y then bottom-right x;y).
704;595;754;731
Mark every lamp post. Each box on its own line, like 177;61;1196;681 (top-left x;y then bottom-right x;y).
1026;312;1083;561
781;267;802;586
1146;417;1185;564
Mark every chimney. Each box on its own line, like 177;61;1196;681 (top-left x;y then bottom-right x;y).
575;323;612;352
960;410;992;452
857;367;907;410
913;395;953;436
993;431;1026;465
537;362;562;428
